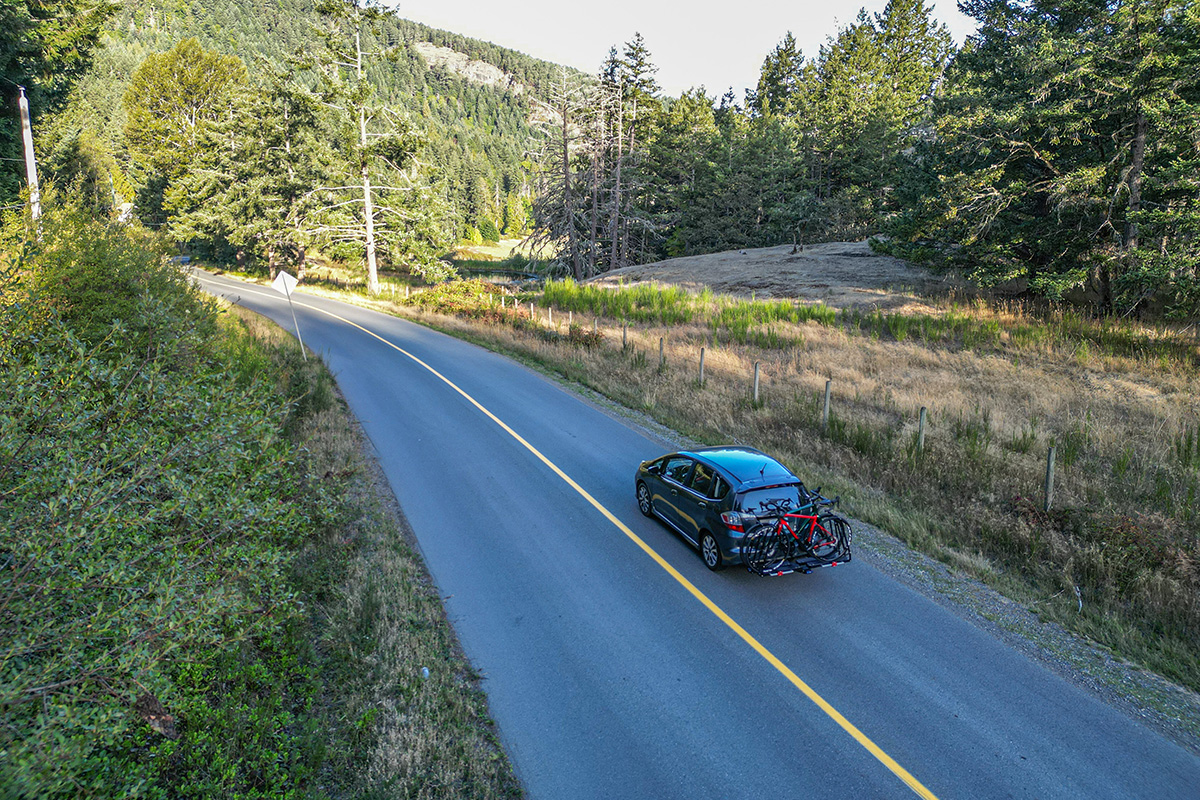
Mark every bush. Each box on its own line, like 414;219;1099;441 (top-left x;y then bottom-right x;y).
0;200;336;797
478;217;500;243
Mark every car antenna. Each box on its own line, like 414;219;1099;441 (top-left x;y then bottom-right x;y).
760;462;766;478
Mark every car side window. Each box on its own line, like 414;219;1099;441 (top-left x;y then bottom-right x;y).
663;457;694;485
708;475;728;501
689;463;714;496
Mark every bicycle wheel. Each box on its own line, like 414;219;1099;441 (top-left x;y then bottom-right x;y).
811;514;851;560
742;524;788;575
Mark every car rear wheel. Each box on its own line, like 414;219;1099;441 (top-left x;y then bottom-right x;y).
700;532;724;571
636;482;653;517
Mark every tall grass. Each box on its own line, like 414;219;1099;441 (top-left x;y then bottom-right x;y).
541;279;1198;372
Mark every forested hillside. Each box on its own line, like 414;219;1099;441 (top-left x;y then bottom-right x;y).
30;0;575;278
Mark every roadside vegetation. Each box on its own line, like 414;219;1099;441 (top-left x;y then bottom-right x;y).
344;276;1200;693
0;201;521;799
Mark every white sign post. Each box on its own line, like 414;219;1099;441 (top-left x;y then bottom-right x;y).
270;270;306;361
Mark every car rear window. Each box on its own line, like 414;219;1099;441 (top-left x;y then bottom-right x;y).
737;484;806;515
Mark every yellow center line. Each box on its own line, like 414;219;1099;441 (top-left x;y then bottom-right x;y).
213;278;940;800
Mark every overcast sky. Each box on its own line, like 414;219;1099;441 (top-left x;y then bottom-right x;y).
387;0;978;99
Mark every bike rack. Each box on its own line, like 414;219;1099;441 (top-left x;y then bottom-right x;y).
747;550;852;577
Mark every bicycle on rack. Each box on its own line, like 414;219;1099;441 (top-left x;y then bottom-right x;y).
740;489;852;576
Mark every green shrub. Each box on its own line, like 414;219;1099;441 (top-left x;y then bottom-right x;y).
0;201;337;798
478;217;500;243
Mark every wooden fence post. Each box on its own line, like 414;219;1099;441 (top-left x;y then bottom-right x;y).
918;406;927;454
623;320;628;350
659;337;665;369
753;362;761;405
822;380;832;429
1045;446;1057;512
699;347;706;386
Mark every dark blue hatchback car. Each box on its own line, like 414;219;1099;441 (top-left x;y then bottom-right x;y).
634;446;810;570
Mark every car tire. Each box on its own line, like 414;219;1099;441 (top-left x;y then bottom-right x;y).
700;532;724;571
636;482;653;517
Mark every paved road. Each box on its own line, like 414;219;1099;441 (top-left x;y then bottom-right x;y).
196;272;1199;799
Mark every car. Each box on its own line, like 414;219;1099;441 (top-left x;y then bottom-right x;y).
634;446;813;571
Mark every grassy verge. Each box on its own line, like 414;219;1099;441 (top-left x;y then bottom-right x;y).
0;203;520;799
332;277;1199;694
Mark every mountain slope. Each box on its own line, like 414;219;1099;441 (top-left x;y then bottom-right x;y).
44;0;586;237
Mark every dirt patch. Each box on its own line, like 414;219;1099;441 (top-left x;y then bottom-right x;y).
589;240;963;313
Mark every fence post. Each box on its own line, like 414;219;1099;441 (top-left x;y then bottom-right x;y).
659;337;665;369
822;380;832;429
753;362;761;405
569;310;573;326
623;320;628;350
699;347;706;386
918;406;927;454
593;317;598;333
405;285;410;299
1045;446;1057;512
501;296;505;309
548;306;553;327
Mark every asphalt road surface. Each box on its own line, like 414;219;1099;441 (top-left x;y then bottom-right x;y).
196;271;1200;799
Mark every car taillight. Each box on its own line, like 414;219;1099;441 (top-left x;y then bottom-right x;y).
721;511;745;532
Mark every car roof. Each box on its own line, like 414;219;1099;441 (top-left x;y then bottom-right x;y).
682;446;799;486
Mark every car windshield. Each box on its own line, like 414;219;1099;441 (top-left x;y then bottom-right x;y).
737;484;806;516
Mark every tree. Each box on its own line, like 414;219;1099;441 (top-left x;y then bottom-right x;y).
528;68;590;279
166;63;330;274
310;0;452;289
890;0;1200;312
751;32;805;117
123;38;249;227
0;0;116;202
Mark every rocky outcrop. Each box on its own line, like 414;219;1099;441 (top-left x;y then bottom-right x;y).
413;41;525;95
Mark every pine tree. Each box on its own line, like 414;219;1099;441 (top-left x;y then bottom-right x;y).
896;0;1200;311
751;32;805;117
123;38;249;228
309;0;453;288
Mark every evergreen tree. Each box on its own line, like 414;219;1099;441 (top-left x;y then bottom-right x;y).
123;38;249;227
0;0;116;202
891;0;1200;311
751;32;805;117
309;0;453;288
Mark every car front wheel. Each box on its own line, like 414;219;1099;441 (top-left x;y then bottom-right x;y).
700;532;724;571
636;482;653;517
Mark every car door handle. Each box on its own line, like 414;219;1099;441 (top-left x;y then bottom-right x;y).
670;489;678;496
697;502;707;509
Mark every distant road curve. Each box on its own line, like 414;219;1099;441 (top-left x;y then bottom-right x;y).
196;270;1200;800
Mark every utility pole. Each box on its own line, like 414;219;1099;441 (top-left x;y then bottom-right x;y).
18;87;41;233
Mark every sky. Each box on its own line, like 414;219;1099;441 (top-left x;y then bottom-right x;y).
386;0;979;99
